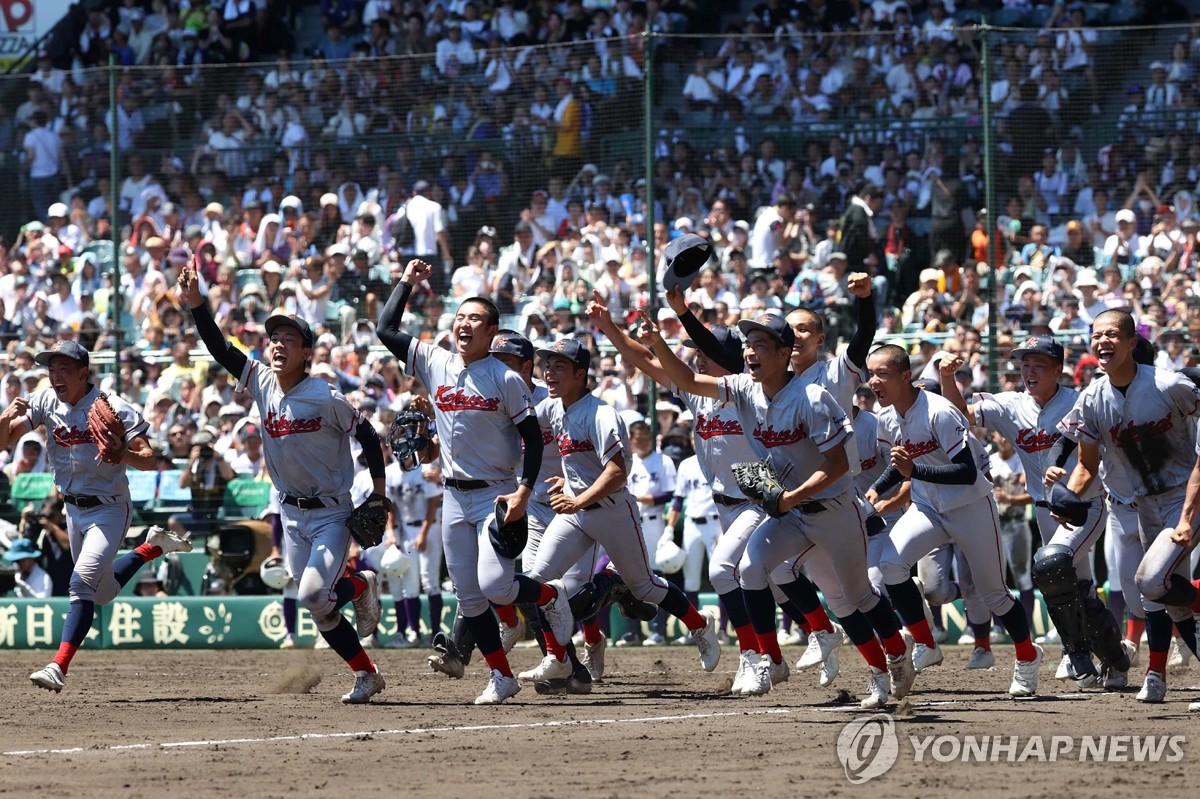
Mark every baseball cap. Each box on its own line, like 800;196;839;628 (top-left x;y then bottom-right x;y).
34;340;89;367
536;338;591;370
737;313;795;348
1011;335;1064;363
682;324;744;374
1074;268;1100;288
47;202;68;219
1116;209;1137;224
264;313;315;348
489;329;534;360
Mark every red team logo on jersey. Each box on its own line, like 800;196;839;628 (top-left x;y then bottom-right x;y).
1014;427;1061;453
556;432;596;456
541;429;555;446
753;424;808;448
900;438;939;458
1108;415;1173;448
434;385;502;412
264;411;322;438
861;455;878;471
695;414;744;440
52;426;94;448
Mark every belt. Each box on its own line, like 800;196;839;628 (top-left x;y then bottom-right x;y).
282;495;333;510
583;502;602;511
642;513;661;522
1035;500;1049;509
444;478;489;491
712;493;743;507
690;514;721;524
406;521;423;527
797;500;827;514
64;495;107;509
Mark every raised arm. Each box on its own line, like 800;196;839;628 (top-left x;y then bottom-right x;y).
178;257;248;378
669;286;743;375
377;259;433;362
844;273;877;370
936;354;972;415
633;310;721;399
0;397;31;450
588;290;672;386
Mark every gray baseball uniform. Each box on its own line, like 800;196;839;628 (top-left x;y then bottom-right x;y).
1136;422;1200;618
24;386;149;605
403;338;534;616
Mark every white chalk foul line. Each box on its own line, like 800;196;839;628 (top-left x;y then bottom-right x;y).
2;708;799;758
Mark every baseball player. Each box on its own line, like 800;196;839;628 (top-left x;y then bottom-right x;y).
5;340;193;693
1057;309;1200;704
939;337;1133;689
522;337;721;684
627;419;677;646
376;259;574;705
489;329;599;693
865;344;1043;697
644;312;914;708
180;266;389;704
665;454;720;644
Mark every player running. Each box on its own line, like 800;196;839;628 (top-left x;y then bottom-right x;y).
180;264;389;704
376;259;574;705
5;341;193;693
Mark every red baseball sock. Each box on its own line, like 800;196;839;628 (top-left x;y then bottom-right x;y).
734;623;759;652
581;620;602;645
52;642;79;674
1148;648;1168;675
495;604;519;627
803;608;834;635
1013;637;1036;662
907;619;937;648
544;631;566;660
975;632;992;652
536;583;558;606
1127;617;1145;644
680;606;707;632
880;631;907;659
793;616;812;634
134;543;162;562
1190;581;1200;613
347;650;374;673
856;640;887;672
346;573;368;600
758;631;782;663
482;649;513;677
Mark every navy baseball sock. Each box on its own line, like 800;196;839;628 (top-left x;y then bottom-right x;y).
283;597;297;635
886;578;935;646
404;598;421;635
1146;609;1173;674
320;618;374;672
112;549;151;587
513;575;548;605
394;600;409;636
997;603;1035;661
332;574;367;609
1174;615;1198;659
53;600;95;674
842;610;890;670
743;585;783;661
464;612;511;676
777;578;834;633
970;621;993;650
778;601;811;633
685;590;700;612
428;593;444;635
863;596;902;640
1019;589;1037;625
659;583;705;631
1157;574;1200;609
839;610;875;646
719;588;752;629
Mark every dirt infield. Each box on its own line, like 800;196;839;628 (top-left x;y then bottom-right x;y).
2;644;1197;798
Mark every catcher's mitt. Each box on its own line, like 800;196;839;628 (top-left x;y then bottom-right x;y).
347;492;392;548
731;460;788;518
87;393;126;464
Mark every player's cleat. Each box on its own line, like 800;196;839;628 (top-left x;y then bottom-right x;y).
386;634;415;649
352;571;381;637
581;634;607;682
777;629;803;646
341;669;385;704
30;663;64;693
693;610;722;672
314;636;330;650
428;633;466;679
932;626;948;644
1136;670;1167;703
540;580;575;650
1167;638;1193;673
673;633;695;646
769;655;790;686
279;634;296;650
1035;628;1061;645
741;655;772;696
965;647;995;670
956;632;975;646
860;667;890;709
1067;651;1099;689
911;641;944;673
1055;652;1074;681
518;653;574;683
731;649;759;696
1125;638;1140;669
889;631;917;699
797;623;843;671
642;633;665;646
533;672;593;696
818;645;840;687
1009;644;1043;697
146;526;193;554
616;632;640;647
474;669;521;705
1102;641;1136;691
498;615;526;653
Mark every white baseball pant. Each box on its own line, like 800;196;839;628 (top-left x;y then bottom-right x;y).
443;479;523;617
1134;486;1199;621
866;510;904;594
1105;497;1146;617
523;499;597;596
65;496;134;605
681;512;720;593
709;501;767;595
999;514;1034;592
918;543;988;626
280;498;355;632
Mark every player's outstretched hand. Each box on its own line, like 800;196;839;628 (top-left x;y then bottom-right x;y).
403;259;434;285
633;310;662;347
847;272;872;299
1;396;29;424
544;476;566;496
938;354;964;379
664;285;689;315
588;290;612;328
178;257;204;308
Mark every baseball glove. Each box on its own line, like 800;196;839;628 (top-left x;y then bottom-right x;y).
347;492;392;549
87;393;126;464
731;460;788;518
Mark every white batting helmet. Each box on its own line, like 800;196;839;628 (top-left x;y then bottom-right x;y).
379;544;414;579
654;538;686;574
259;555;291;590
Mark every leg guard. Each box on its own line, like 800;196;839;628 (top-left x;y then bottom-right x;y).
567;581;608;623
1032;544;1090;656
432;605;476;667
596;570;658;622
1082;588;1131;671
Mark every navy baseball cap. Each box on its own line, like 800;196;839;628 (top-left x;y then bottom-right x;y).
34;340;89;367
1011;335;1064;363
490;329;534;360
264;313;315;348
682;325;744;374
662;233;713;294
737;312;795;349
537;338;592;370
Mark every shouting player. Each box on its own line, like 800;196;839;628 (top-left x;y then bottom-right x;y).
180;265;389;704
5;341;193;693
